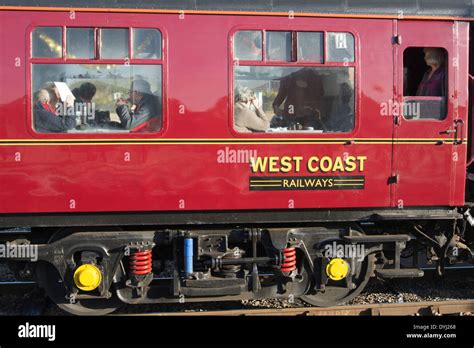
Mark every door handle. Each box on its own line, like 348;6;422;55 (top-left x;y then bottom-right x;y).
454;119;464;145
440;128;455;135
439;120;463;144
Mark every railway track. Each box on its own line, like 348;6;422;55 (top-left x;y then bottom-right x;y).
117;299;474;316
0;266;473;316
2;279;472;316
0;280;473;316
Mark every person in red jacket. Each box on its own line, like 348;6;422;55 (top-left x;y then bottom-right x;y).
33;89;76;133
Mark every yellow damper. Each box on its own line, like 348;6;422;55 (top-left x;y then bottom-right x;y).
326;258;349;281
73;264;102;291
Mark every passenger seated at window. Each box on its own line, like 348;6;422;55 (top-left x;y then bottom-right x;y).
416;48;446;97
72;82;97;127
72;82;97;104
41;81;61;109
234;86;271;133
272;68;324;128
115;79;161;131
33;88;76;133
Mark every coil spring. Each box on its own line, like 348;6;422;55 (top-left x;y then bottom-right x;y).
129;250;153;275
280;247;297;272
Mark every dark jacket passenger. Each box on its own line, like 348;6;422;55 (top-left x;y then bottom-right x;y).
115;94;161;130
33;101;76;133
416;67;446;97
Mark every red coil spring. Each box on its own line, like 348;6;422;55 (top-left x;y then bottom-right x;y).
280;247;297;272
129;250;153;275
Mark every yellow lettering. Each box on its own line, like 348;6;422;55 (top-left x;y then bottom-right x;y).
293;156;303;172
307;156;319;172
345;156;356;172
250;157;267;173
357;156;367;171
332;157;345;172
304;178;316;186
268;157;279;173
280;156;292;173
319;156;333;173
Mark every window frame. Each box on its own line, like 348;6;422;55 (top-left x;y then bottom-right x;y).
66;27;96;60
296;31;325;63
229;26;360;137
27;24;167;137
31;26;63;59
132;28;163;60
265;30;292;63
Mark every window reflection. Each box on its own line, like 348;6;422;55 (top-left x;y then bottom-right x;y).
234;66;354;133
234;31;262;61
327;32;355;63
133;29;162;59
67;28;95;59
32;64;162;133
100;29;129;59
32;27;62;58
266;31;291;62
297;32;323;62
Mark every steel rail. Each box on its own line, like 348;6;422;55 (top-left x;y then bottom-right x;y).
0;279;472;316
118;300;474;316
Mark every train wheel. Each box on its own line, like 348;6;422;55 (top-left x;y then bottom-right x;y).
36;262;121;316
35;228;121;315
299;253;374;307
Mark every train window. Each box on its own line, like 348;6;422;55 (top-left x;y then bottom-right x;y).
297;32;323;62
233;30;356;133
31;64;162;133
133;29;162;59
32;27;62;58
403;47;447;120
67;28;95;59
234;31;263;61
234;66;354;133
100;29;129;59
266;31;291;62
327;32;355;63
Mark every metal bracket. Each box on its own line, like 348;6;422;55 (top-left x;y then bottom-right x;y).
388;174;399;184
392;35;402;45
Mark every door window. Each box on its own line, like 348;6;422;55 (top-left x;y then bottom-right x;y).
403;47;448;120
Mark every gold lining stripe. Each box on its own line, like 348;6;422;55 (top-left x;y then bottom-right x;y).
0;138;466;142
0;142;465;146
333;179;365;182
0;138;467;146
249;180;282;183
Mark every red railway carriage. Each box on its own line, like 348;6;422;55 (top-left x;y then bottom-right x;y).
0;0;473;315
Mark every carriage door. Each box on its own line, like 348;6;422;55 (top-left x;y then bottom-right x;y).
393;20;458;207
